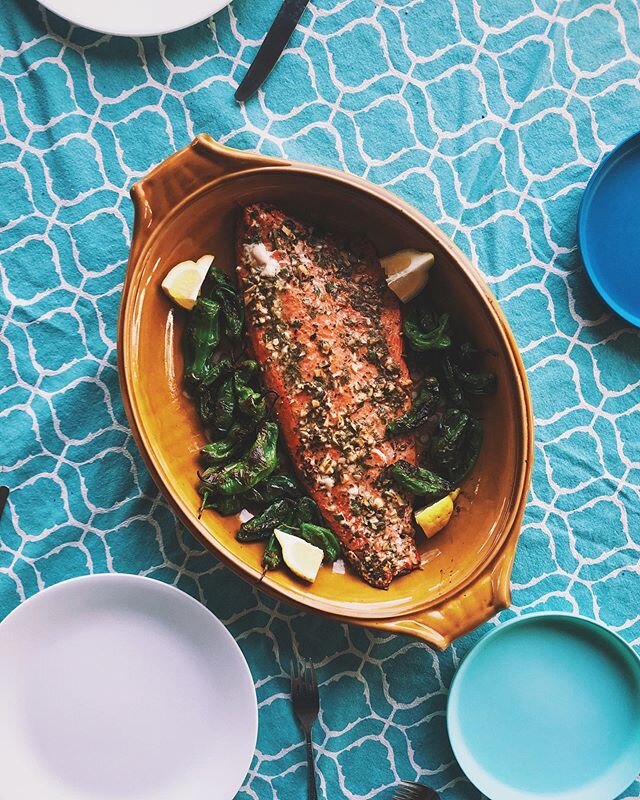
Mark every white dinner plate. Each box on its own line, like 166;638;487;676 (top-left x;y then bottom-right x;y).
0;574;257;800
37;0;232;37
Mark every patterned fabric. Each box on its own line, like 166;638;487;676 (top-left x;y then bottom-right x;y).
1;0;639;797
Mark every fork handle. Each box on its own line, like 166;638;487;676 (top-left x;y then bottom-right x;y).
305;731;318;800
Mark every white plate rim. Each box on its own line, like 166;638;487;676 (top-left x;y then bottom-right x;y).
36;0;233;37
0;572;258;800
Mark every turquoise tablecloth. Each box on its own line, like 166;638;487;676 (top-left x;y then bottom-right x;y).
1;1;639;797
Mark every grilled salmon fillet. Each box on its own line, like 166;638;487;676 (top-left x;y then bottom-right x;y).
236;204;420;588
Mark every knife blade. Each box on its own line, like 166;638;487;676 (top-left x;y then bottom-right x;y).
235;0;310;102
0;486;8;523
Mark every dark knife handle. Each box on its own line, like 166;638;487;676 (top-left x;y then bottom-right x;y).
235;0;310;102
0;486;8;522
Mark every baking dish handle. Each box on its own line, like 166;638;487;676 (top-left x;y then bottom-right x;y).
383;540;518;650
129;134;287;265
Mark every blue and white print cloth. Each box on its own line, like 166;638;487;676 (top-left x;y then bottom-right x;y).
0;0;639;797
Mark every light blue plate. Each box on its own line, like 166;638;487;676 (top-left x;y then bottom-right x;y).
447;613;640;800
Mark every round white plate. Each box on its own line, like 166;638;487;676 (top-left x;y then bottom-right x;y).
0;574;257;800
38;0;232;37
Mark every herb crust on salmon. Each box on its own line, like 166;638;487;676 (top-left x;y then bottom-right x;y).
236;204;420;588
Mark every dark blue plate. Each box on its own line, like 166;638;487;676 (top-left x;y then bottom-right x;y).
578;131;640;327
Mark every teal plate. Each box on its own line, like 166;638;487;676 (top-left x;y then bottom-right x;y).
447;613;640;800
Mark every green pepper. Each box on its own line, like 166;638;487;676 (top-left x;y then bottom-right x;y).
246;474;301;505
262;533;282;570
386;376;441;436
236;499;295;542
389;460;451;500
200;422;279;496
404;308;451;352
184;298;221;384
197;387;216;425
300;523;340;563
430;408;470;480
274;523;300;537
220;293;244;339
453;364;497;396
453;416;483;482
199;491;244;516
295;496;323;526
234;374;266;419
197;359;233;425
213;376;236;438
440;355;465;408
200;358;232;388
200;422;249;464
235;359;259;383
201;437;240;465
204;268;244;339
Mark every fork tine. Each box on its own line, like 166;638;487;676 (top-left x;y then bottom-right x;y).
307;660;317;689
394;782;438;800
300;658;309;689
303;660;319;704
290;657;300;693
302;659;314;691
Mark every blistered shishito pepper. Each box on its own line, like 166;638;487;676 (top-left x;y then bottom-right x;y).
200;358;232;388
431;408;470;479
236;499;295;542
386;376;441;436
198;388;216;425
247;474;301;505
204;268;244;339
200;422;279;496
404;308;451;352
440;355;465;408
450;416;483;483
234;374;266;419
296;496;323;526
184;298;221;384
300;523;340;563
197;359;233;424
235;359;259;383
213;376;236;437
262;533;282;570
453;364;497;396
199;490;243;517
200;423;247;464
389;460;451;500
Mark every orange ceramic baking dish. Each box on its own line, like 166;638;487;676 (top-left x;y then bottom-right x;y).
118;135;534;649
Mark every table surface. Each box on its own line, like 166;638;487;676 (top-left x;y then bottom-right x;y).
1;1;639;798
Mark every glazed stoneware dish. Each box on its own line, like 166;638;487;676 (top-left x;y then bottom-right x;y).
118;135;534;649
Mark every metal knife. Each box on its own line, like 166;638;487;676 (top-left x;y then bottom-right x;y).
0;486;8;523
235;0;310;102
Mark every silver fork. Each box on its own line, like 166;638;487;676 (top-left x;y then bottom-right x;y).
291;658;320;800
393;780;440;800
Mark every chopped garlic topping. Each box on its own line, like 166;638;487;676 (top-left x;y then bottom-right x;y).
249;243;280;277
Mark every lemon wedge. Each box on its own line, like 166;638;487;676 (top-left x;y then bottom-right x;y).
161;254;214;310
275;529;324;583
415;489;460;539
381;249;434;303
